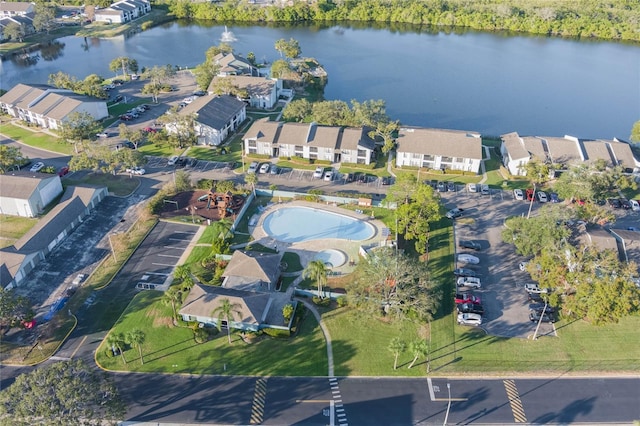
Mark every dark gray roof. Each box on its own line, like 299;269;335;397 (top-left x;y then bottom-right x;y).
338;126;376;151
180;95;246;131
0;172;58;199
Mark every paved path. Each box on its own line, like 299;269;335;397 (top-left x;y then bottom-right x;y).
295;297;334;377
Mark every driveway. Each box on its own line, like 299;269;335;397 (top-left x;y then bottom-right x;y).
442;188;557;338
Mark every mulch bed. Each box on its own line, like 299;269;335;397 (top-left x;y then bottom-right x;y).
158;190;245;221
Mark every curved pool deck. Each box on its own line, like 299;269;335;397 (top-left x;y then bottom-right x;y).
250;201;386;272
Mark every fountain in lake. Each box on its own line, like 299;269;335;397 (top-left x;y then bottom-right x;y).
221;26;237;42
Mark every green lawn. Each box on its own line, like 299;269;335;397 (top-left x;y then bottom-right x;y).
0;123;73;155
96;291;327;376
64;173;140;196
0;215;38;248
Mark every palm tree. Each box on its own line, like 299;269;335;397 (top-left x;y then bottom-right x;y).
106;332;127;365
162;286;183;325
173;265;193;290
211;217;233;241
388;337;405;370
407;339;429;369
303;260;328;299
126;328;146;365
244;172;258;196
212;298;241;344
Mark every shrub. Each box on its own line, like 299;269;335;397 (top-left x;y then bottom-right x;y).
196;179;213;189
336;296;348;307
262;327;290;338
194;327;209;343
312;296;330;306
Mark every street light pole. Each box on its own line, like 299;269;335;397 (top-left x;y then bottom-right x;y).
108;233;117;262
443;382;451;426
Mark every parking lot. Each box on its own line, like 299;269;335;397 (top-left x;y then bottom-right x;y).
441;184;639;338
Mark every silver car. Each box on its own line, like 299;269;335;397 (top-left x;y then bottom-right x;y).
457;313;482;326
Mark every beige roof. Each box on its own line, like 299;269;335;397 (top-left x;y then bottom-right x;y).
582;140;614;166
307;125;341;149
543;136;583;163
501;132;528;160
338;127;376;151
606;140;637;169
0;2;34;13
244;118;281;142
212;76;275;98
178;284;271;326
0;172;57;199
222;250;281;286
521;137;547;161
397;127;482;159
29;92;85;120
277;122;314;146
0;83;48;108
584;227;619;253
213;53;254;75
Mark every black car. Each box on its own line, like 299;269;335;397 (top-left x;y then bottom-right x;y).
345;173;354;183
447;181;456;192
529;311;556;323
113;94;124;103
620;199;632;210
112;79;124;86
457;302;485;315
453;268;477;277
357;173;368;183
437;181;446;192
381;176;392;185
193;90;207;96
459;240;481;251
429;179;438;189
527;292;545;303
528;303;556;314
607;198;622;209
176;157;188;167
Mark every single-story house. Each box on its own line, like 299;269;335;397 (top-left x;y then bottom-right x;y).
94;0;150;24
178;284;272;332
0;1;35;17
395;127;482;173
212;52;258;77
0;83;108;130
243;119;376;165
221;250;282;291
209;75;281;109
0;172;63;217
500;132;639;176
170;95;246;147
0;185;108;289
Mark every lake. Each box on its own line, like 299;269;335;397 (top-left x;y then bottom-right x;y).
1;21;638;139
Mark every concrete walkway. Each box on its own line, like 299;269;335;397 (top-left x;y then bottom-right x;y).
295;297;335;377
478;145;491;184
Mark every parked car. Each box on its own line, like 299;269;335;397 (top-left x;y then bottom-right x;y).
536;191;548;203
447;181;456;192
549;192;560;203
514;188;524;200
526;188;535;201
468;183;478;193
96;132;109;138
381;176;393;185
529;311;556;323
453;268;478;277
437;181;446;192
524;283;549;294
607;198;622;209
527;292;545;303
455;292;481;305
457;313;483;326
113;94;123;102
72;274;86;286
143;127;157;133
620;199;632;210
480;184;490;195
176;157;188;167
324;169;334;181
458;253;480;264
446;208;464;219
57;166;70;177
313;166;325;179
125;167;145;175
529;303;555;314
630;199;640;211
457;276;482;289
429;179;438;189
119;114;133;121
167;155;179;166
345;173;354;183
247;161;259;174
186;157;198;168
519;261;529;271
259;162;271;174
193;90;206;96
459;240;481;251
357;173;368;183
270;166;279;175
30;162;45;172
457;303;485;315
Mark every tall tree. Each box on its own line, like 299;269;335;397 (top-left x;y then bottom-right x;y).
106;332;127;364
0;145;25;173
212;298;241;344
303;260;328;298
32;4;56;34
0;288;32;331
630;120;640;142
274;38;301;59
109;56;138;78
162;286;183;324
282;98;312;121
0;359;125;424
244;172;258;196
407;339;429;369
3;22;25;42
388;337;405;370
126;328;146;365
60;112;102;153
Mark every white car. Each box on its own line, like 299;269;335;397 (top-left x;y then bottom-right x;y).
72;273;86;286
457;313;482;326
468;183;478;193
167;155;179;166
126;167;145;175
536;191;548;203
514;189;524;200
96;132;109;138
457;276;482;289
458;254;480;264
30;162;45;172
481;184;490;195
323;169;334;181
259;162;271;174
247;161;259;174
629;199;640;211
313;166;325;179
524;283;549;294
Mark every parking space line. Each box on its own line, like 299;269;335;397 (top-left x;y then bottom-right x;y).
152;262;177;267
158;254;180;258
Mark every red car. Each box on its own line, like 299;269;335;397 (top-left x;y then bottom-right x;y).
119;114;133;121
525;188;535;202
455;292;482;305
58;166;69;177
143;127;157;133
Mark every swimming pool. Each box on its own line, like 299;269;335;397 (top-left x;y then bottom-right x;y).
262;206;375;243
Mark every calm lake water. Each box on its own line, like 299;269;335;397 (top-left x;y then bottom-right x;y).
1;21;638;139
